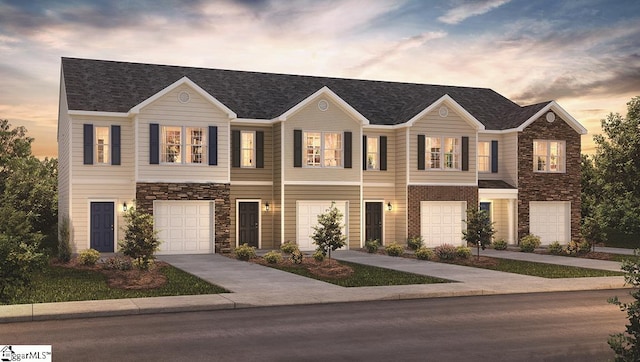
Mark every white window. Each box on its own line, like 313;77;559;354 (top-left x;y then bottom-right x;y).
241;131;255;168
304;131;342;167
478;141;490;172
161;126;206;164
426;136;459;170
367;137;379;170
95;126;110;164
534;140;565;173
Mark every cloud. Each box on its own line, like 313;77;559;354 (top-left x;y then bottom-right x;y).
438;0;510;25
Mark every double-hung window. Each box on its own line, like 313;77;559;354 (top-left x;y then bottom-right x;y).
366;137;379;170
95;126;110;164
534;140;565;172
426;136;459;170
241;131;255;167
478;141;490;172
304;131;342;167
161;126;206;164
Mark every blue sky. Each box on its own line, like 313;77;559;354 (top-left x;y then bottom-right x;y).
1;0;638;157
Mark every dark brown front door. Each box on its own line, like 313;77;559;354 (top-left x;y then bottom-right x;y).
365;202;383;244
238;202;260;248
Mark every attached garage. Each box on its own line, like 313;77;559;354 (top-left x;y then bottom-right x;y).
420;201;466;247
154;201;214;254
529;201;570;245
297;201;348;251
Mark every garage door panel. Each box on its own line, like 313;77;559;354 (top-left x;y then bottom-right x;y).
530;202;570;245
155;201;213;255
421;201;466;247
297;201;348;251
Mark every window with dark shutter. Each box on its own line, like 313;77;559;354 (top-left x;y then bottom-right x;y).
294;129;302;167
149;124;159;164
256;131;264;168
417;134;425;170
208;126;217;166
344;131;352;169
491;140;499;173
111;125;121;165
379;136;387;171
83;124;93;165
461;136;469;171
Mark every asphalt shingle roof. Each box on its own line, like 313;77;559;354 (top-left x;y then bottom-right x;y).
61;57;550;130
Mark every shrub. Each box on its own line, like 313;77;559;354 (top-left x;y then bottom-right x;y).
407;236;423;251
291;250;303;264
385;242;404;256
235;243;256;261
78;248;100;266
365;239;379;253
578;240;592;254
102;256;133;271
548;241;562;255
57;216;72;263
280;241;299;254
415;247;433;260
456;246;472;259
312;250;325;262
263;250;283;264
434;244;457;260
562;240;579;256
492;239;508;250
519;234;541;252
0;234;46;304
118;208;161;270
608;250;640;360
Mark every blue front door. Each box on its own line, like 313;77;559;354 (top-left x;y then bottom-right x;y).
90;202;114;252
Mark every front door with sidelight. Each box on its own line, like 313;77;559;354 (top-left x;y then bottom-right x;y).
238;202;260;248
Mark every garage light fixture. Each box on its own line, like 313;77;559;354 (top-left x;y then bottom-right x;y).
265;202;270;212
387;202;392;211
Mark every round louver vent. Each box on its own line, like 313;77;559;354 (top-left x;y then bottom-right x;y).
178;91;190;103
318;99;329;111
546;111;556;122
439;106;449;118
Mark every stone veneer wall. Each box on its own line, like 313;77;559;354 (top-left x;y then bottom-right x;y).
517;112;581;241
136;183;231;253
407;185;478;238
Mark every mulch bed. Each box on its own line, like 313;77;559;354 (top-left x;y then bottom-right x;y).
253;257;354;279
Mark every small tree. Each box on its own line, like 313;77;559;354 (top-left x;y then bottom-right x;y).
609;250;640;360
118;207;161;270
311;202;346;259
462;207;495;260
57;216;72;263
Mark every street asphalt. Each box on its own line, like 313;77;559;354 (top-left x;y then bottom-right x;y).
0;246;634;323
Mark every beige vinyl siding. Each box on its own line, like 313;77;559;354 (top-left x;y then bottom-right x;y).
69;183;135;252
502;132;518;187
230;185;275;249
283;97;361;182
230;125;274;182
489;199;509;241
58;79;71;221
394;128;408;242
363;129;396;184
363;187;397;245
273;122;283;244
410;108;477;184
283;185;361;249
477;133;503;181
70;116;135;182
136;85;230;183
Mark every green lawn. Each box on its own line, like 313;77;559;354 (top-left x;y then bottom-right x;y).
269;260;452;287
453;257;624;278
9;264;228;305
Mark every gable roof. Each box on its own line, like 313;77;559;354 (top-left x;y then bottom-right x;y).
61;57;576;131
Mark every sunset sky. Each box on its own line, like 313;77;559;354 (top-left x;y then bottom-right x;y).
1;0;639;158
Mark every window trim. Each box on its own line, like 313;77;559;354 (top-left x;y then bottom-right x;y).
240;130;256;168
303;130;343;168
95;126;110;165
533;139;566;173
366;136;379;171
160;125;207;165
425;136;460;171
478;141;490;173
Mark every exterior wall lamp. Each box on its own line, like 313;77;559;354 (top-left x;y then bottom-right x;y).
123;202;128;212
387;202;392;211
265;202;270;212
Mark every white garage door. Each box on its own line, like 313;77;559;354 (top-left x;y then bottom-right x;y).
154;201;213;255
421;201;466;247
297;201;348;251
529;201;570;245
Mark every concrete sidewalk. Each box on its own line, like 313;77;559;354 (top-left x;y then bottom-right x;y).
0;248;632;323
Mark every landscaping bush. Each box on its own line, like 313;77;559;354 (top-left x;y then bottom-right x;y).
415;247;433;260
385;242;404;256
492;239;508;250
548;241;562;255
102;256;133;271
119;208;161;270
234;243;256;261
58;216;72;263
291;250;303;264
407;236;423;251
263;250;283;264
519;234;541;252
562;240;579;256
456;246;472;259
312;250;325;262
280;241;299;254
578;240;592;254
365;239;379;253
434;244;457;260
78;248;100;266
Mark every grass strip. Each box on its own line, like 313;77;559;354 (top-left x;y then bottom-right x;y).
10;264;228;305
462;257;624;278
268;260;452;287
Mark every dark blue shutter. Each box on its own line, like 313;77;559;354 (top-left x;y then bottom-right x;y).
491;140;499;173
362;135;368;170
294;130;302;167
149;124;159;164
417;135;425;170
111;125;121;165
208;126;217;166
83;124;93;165
231;130;240;168
256;131;264;168
380;136;387;171
461;136;469;171
344;131;352;169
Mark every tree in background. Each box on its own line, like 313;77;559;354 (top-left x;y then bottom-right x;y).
462;207;495;260
311;202;346;260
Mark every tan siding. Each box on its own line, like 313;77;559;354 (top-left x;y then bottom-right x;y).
283;97;361;182
477;133;502;181
58;79;71;222
409;108;477;184
394;128;408;242
230;185;275;249
273;123;282;243
230;125;274;182
491;199;509;241
502;132;518;187
136;85;229;183
363;129;396;184
283;185;361;249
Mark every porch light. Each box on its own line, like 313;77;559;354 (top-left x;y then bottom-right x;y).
387;202;392;211
123;202;128;212
265;202;270;212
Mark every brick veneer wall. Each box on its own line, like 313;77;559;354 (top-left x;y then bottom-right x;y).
517;112;581;241
136;183;231;253
407;185;478;238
